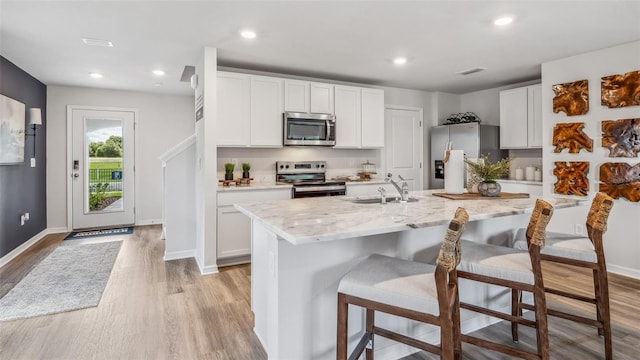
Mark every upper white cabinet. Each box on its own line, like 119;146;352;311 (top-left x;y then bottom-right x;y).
217;72;283;147
284;80;309;113
499;84;542;149
285;80;334;114
335;86;385;149
250;76;284;147
361;88;385;148
217;72;250;146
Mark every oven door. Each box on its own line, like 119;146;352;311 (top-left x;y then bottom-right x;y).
293;184;346;198
284;112;336;146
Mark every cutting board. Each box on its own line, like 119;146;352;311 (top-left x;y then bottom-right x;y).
432;192;530;200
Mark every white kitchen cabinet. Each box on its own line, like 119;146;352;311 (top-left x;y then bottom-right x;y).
310;82;334;114
284;79;309;113
334;85;362;148
217;72;250;146
361;88;385;148
499;84;542;149
217;187;291;265
250;76;284;147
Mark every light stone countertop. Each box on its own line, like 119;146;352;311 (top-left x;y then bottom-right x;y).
235;189;585;245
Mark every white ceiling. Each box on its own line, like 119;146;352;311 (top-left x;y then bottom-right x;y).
1;1;639;96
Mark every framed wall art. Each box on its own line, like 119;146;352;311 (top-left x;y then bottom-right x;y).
0;94;26;165
552;122;593;153
552;79;589;116
553;161;589;196
601;70;640;108
602;118;640;157
599;162;640;202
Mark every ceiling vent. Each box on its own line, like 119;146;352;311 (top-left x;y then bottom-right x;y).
456;67;486;75
82;38;113;47
180;66;196;82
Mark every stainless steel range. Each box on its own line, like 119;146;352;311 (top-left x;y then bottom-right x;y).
276;161;346;198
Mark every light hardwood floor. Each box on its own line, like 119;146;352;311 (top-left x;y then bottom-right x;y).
1;225;639;359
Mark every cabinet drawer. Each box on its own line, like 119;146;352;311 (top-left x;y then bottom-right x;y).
217;188;292;206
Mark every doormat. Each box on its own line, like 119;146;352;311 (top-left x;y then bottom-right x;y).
64;227;133;240
0;241;122;322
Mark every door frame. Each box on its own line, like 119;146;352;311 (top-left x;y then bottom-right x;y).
66;105;139;230
383;105;424;190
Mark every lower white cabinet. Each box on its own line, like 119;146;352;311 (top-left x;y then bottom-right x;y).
217;188;291;264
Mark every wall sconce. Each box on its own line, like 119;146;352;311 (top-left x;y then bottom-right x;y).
25;108;42;154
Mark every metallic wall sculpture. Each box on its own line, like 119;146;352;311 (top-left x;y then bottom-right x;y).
599;162;640;202
553;161;589;196
602;118;640;157
552;122;593;153
601;70;640;108
552;79;589;116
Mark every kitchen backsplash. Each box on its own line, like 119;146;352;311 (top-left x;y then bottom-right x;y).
217;147;382;182
508;149;542;181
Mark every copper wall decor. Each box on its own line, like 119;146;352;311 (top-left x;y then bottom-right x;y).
601;118;640;157
599;162;640;202
553;161;589;196
552;122;593;153
601;70;640;108
552;80;589;116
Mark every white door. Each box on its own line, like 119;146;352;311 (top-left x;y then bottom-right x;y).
70;107;135;229
385;108;423;190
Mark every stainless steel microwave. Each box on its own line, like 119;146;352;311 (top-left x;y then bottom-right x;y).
283;112;336;146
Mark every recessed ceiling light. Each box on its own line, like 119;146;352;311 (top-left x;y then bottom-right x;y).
89;72;103;79
240;30;257;39
152;70;165;76
82;38;113;47
393;57;407;65
494;16;513;26
154;83;163;87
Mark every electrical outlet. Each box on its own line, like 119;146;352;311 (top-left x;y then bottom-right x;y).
30;158;36;167
574;223;585;235
24;212;29;220
231;158;238;166
20;214;26;226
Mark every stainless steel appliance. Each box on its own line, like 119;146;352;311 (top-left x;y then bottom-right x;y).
283;112;336;146
276;161;346;198
430;123;507;189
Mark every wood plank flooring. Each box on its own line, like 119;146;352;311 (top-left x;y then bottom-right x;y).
1;225;639;359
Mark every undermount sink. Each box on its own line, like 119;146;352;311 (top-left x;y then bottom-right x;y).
349;196;419;204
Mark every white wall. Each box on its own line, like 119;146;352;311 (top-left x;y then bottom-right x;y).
46;86;194;229
541;40;640;278
434;92;461;125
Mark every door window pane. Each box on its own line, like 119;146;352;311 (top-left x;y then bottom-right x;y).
85;118;123;213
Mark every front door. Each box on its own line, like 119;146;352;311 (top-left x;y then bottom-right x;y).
70;107;135;229
384;107;423;190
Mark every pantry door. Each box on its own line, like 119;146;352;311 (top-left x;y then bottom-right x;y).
384;107;423;190
68;106;135;230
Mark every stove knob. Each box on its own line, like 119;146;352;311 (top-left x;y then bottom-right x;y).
279;165;283;169
321;164;325;168
285;165;290;169
316;164;320;168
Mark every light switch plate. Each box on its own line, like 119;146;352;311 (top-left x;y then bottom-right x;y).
30;158;36;167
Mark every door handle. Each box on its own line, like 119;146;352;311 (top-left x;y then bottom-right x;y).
73;173;79;178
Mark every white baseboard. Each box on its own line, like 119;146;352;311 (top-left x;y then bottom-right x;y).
47;227;70;234
608;264;640;279
164;249;196;261
194;255;219;275
0;228;51;268
253;328;267;351
136;219;163;226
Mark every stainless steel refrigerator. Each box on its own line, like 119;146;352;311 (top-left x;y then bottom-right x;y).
430;123;506;189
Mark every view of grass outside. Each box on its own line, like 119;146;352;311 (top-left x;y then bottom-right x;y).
88;135;123;211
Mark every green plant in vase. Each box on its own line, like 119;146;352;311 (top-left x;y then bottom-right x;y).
465;154;512;197
224;162;235;181
242;163;251;179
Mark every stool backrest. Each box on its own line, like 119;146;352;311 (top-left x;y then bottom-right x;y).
436;207;469;272
586;192;614;234
526;199;554;248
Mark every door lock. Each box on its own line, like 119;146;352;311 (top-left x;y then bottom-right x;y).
73;173;79;178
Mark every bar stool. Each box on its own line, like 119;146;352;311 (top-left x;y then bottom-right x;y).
512;192;614;359
336;207;469;360
457;199;554;359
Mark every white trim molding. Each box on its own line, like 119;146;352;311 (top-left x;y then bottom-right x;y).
0;228;61;269
136;219;163;226
195;256;219;275
609;265;640;280
164;250;196;261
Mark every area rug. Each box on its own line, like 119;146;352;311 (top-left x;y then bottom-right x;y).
64;227;133;240
0;241;122;322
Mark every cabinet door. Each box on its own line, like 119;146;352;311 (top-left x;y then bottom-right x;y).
499;87;529;149
284;80;309;113
334;85;361;148
250;76;284;147
310;82;334;114
527;84;543;148
217;206;251;259
217;72;250;146
361;88;385;148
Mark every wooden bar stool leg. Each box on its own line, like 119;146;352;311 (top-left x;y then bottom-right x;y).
365;309;374;360
596;268;613;360
533;286;550;359
593;268;605;337
337;293;348;360
511;289;521;342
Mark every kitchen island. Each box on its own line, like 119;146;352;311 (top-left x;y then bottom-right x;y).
235;190;583;360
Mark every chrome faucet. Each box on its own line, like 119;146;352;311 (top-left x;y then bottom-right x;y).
385;173;409;203
377;187;387;204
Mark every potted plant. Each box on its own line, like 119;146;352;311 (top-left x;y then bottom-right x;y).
224;162;235;181
242;163;251;179
465;154;512;197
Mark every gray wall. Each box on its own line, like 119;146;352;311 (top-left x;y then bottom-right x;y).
0;56;47;257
